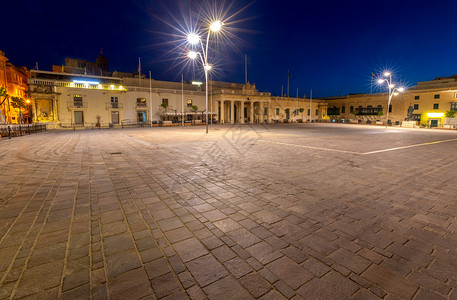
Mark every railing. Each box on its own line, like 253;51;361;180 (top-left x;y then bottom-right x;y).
136;103;147;108
105;102;124;109
0;124;47;139
67;100;89;109
355;107;383;116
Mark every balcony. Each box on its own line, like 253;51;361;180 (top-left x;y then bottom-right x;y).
67;100;88;109
105;102;124;110
136;103;147;110
355;107;383;116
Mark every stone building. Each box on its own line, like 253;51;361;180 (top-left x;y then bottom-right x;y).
0;50;31;124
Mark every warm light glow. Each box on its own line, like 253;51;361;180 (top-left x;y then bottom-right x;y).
118;86;124;90
70;82;75;87
26;99;30;104
210;21;223;32
398;87;405;92
384;72;391;77
377;79;384;84
393;92;399;96
97;84;103;89
110;85;115;90
192;81;203;86
188;51;198;59
187;33;200;45
204;64;212;71
427;112;444;118
389;84;395;88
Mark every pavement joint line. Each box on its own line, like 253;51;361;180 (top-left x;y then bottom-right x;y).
258;139;362;155
361;137;457;155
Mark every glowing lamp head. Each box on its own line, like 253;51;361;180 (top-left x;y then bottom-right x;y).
187;51;198;59
377;79;384;84
398;87;405;92
204;64;212;71
389;84;395;89
187;33;200;45
210;21;223;32
26;99;30;104
393;92;399;96
384;72;391;77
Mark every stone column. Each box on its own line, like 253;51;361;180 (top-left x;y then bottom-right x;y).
240;101;245;124
259;102;264;123
250;102;255;124
230;101;235;124
220;100;224;124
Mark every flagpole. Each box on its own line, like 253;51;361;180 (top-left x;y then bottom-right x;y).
182;74;184;126
149;71;152;127
309;89;312;123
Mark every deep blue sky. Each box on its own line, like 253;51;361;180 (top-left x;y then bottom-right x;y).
5;0;457;97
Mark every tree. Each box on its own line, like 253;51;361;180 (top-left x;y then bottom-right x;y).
160;102;168;110
0;86;9;106
191;105;198;111
445;110;456;118
10;97;26;109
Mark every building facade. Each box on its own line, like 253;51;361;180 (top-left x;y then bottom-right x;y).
0;50;31;124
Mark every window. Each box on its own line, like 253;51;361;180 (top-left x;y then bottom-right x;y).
264;107;268;115
137;98;146;107
307;109;310;116
388;105;392;113
341;106;346;113
276;108;279;115
162;98;168;105
187;99;192;107
451;102;457;111
414;104;419;110
433;103;439;109
414;95;420;100
377;105;382;108
73;95;83;107
315;109;318;116
350;105;354;112
111;96;119;108
434;94;440;99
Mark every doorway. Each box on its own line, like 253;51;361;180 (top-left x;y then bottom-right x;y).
74;111;84;124
137;111;146;123
430;119;439;128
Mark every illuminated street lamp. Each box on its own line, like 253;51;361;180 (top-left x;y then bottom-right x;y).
186;20;223;134
377;73;405;127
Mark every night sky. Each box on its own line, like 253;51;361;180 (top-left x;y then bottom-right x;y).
5;0;457;97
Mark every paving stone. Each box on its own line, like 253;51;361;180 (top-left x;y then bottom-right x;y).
239;272;272;298
173;238;209;262
213;218;241;233
246;241;283;265
164;227;193;243
267;256;314;289
224;257;252;278
212;245;237;262
227;227;261;248
144;258;171;279
296;278;347;299
328;248;371;274
105;250;142;278
186;254;228;287
361;263;418;299
203;275;252;300
150;272;182;298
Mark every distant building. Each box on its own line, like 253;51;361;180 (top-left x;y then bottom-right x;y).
29;52;323;127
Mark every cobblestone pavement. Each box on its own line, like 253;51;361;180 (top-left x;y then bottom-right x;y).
1;123;457;299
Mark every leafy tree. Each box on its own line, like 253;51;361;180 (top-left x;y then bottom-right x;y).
160;102;168;109
351;110;358;115
0;86;9;106
299;108;305;113
377;111;384;116
192;105;198;111
445;110;456;118
11;97;26;109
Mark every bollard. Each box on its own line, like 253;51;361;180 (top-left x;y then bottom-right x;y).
8;126;11;139
19;125;22;136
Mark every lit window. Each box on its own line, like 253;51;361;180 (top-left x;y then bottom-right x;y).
187;99;192;107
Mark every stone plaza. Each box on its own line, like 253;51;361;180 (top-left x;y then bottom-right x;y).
1;123;457;299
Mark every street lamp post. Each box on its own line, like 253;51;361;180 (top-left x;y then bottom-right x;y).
186;21;223;134
377;72;405;127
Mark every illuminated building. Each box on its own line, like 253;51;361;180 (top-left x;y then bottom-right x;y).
0;50;31;124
